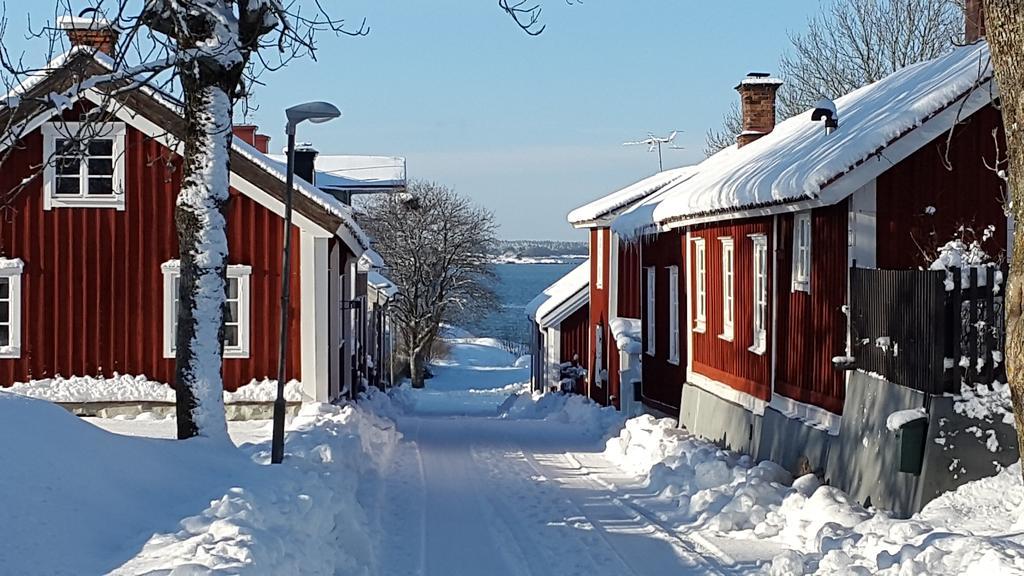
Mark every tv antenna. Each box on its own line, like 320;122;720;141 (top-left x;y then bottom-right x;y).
623;130;683;171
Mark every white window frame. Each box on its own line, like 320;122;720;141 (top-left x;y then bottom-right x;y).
162;260;252;359
750;234;768;355
693;238;707;332
596;229;605;290
0;258;24;358
41;122;127;211
720;237;735;341
792;212;812;292
667;265;680;365
645;266;656;356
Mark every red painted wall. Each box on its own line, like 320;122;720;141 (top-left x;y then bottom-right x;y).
876;104;1007;268
0;125;302;390
588;228;615;406
689;217;772;401
640;231;685;413
617;239;642;318
775;203;848;414
560;303;589;367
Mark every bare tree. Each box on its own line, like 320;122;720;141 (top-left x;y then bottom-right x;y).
984;0;1024;478
357;181;498;388
705;0;964;155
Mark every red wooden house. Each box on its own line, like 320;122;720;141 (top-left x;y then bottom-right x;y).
610;9;1011;514
566;168;696;411
525;260;590;393
0;20;403;403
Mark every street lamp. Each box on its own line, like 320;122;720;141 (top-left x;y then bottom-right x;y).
271;101;342;464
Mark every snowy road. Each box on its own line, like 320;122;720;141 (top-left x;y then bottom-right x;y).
371;411;730;576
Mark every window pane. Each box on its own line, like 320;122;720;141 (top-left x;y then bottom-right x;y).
88;178;113;196
57;177;81;195
225;301;238;323
226;278;238;299
88;139;113;157
88;158;113;176
223;325;239;347
0;278;9;299
55;139;77;156
57;157;80;175
0;324;9;347
0;302;8;324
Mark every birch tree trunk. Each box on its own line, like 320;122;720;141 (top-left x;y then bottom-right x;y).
174;71;234;440
984;0;1024;478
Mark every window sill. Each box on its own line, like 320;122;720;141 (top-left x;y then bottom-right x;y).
645;350;655;357
791;281;810;294
693;324;706;334
46;197;125;211
748;344;767;356
718;333;734;342
0;347;21;359
668;357;680;366
166;349;250;360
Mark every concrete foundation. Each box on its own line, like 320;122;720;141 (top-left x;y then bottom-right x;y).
60;401;302;421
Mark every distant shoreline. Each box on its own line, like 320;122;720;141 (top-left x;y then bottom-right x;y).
489;256;585;265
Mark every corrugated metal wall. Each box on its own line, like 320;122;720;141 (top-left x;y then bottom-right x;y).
640;231;685;413
0;125;302;390
689;218;772;400
876;105;1007;269
775;202;848;414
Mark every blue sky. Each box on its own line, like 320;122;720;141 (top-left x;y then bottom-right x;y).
6;1;821;240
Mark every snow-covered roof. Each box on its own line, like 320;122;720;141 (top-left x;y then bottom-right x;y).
0;49;372;251
357;249;386;272
567;166;698;227
525;260;590;329
266;154;406;191
615;41;994;234
367;270;398;298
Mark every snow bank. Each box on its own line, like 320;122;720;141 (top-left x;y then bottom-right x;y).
604;414;1024;575
0;391;400;575
5;374;305;403
499;391;625;440
609;317;642;354
359;384;417;420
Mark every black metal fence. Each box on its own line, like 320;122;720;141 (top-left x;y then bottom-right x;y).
849;265;1006;395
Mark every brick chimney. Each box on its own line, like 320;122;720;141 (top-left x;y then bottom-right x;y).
58;14;119;57
294;144;319;186
735;72;783;148
965;0;985;43
233;125;258;147
253;133;271;154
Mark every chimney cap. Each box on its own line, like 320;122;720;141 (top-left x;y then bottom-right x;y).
57;13;121;33
294;142;319;154
738;72;783;88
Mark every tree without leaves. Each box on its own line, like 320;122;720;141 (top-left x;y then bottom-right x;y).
357;181;498;388
705;0;964;155
984;0;1024;480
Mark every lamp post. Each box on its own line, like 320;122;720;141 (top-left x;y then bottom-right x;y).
271;101;342;465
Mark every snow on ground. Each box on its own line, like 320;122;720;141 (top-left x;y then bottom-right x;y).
0;391;400;575
6;374;306;403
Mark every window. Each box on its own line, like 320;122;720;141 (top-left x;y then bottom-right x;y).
596;229;604;290
162;260;251;359
645;266;656;356
668;266;680;365
751;235;768;354
0;259;24;358
42;122;126;210
793;212;811;292
693;238;707;332
720;237;735;341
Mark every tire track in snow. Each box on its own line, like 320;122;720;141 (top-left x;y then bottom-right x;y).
470;445;637;576
525;450;731;575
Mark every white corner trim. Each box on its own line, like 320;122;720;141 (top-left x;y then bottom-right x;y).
767;394;842;436
0;259;24;359
300;233;331;402
688;371;767;416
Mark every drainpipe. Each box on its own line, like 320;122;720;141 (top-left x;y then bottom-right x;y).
770;216;779;405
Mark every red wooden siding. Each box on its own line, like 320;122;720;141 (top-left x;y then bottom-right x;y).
875;104;1007;268
588;228;614;406
640;231;685;413
559;303;590;367
0;126;302;390
774;203;848;414
617;239;642;318
689;218;772;401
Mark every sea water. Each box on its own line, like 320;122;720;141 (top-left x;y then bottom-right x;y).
465;262;579;346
